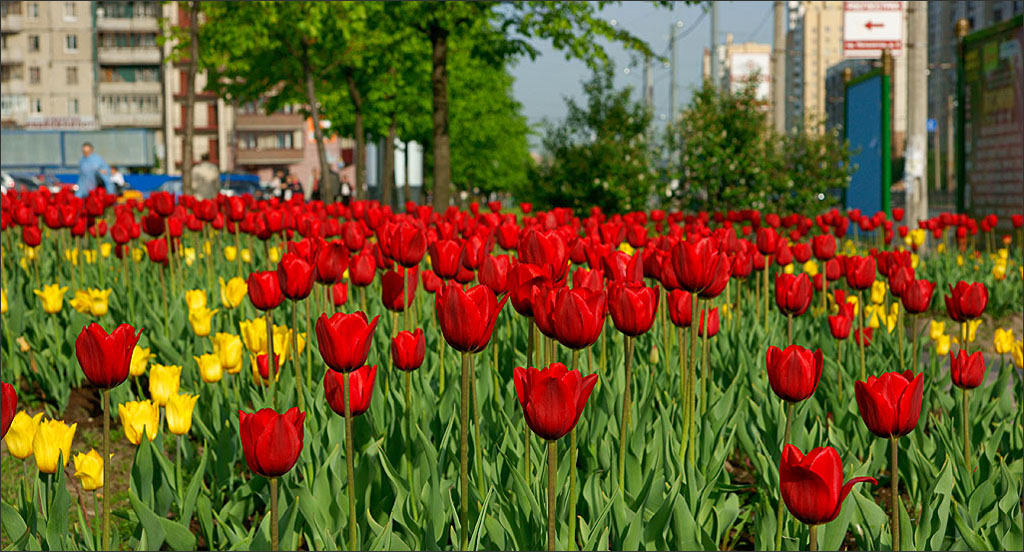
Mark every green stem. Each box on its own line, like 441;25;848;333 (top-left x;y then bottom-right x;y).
688;297;700;465
547;440;557;552
525;318;534;480
568;349;580;551
787;312;793;346
305;297;313;390
472;354;483;496
617;335;634;493
102;389;111;551
291;301;305;412
460;352;471;551
176;436;183;504
897;307;905;372
701;306;711;416
837;338;844;402
775;401;795;550
266;310;277;409
962;388;971;476
270;477;279;552
405;370;418;520
810;524;818;552
344;372;358;551
93;491;100;547
857;292;866;382
911;314;918;372
678;325;689;464
160;264;169;338
891;435;900;551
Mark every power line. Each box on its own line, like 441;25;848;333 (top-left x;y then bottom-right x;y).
740;5;774;43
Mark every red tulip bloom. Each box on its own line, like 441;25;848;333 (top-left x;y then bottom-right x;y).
315;311;380;372
671;238;730;297
315;241;349;285
608;282;659;337
460;234;491;271
944;281;988;322
888;266;914;298
901;279;935;314
514;363;598;441
756;227;780;255
392;329;426;372
421;270;442;293
508;262;548;317
1012;214;1023;228
255;353;280;383
238;407;305;477
950;350;986;389
2;382;17;439
855;370;924;438
844;256;876;290
518;229;569;283
247;271;284;311
667;289;692;328
22;225;42;247
75;323;142;389
324;364;377;417
381;266;418;312
277;253;315;301
828;311;853;340
551;287;606;350
779;444;877;526
429;239;462;280
601;250;643;284
479;254;512;295
389;221;427;268
342;221;365;252
765;345;823;402
532;285;559;339
811;234;836;260
825;258;841;281
697;308;720;337
853;327;874;347
572;267;604;292
435;283;508;353
775;273;813;317
145;237;168;264
332;281;348;307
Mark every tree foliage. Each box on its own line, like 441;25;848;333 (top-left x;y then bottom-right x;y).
524;66;657;214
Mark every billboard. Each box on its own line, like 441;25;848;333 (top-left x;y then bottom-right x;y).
729;52;771;101
845;71;891;215
843;1;905;58
959;15;1023;227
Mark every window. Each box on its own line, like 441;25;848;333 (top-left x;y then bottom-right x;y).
1;1;22;16
28;2;38;17
66;67;78;84
100;94;160;114
68;97;79;114
99;65;160;83
65;34;78;52
29;66;40;84
63;1;76;20
99;32;158;48
31;98;43;113
28;35;40;52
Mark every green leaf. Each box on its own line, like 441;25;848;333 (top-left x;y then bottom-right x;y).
45;467;70;550
952;501;989;550
1;500;30;549
180;442;208;524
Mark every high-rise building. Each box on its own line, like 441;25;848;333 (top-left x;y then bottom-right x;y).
95;1;163;132
785;1;845;132
702;36;772;104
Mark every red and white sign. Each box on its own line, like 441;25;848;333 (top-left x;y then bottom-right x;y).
843;1;905;58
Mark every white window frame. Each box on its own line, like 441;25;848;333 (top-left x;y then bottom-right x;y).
28;2;39;18
31;98;43;114
63;2;77;21
65;34;78;52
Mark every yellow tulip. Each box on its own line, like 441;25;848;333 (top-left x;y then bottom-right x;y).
617;242;635;255
100;242;113;258
870;280;887;305
224;246;238;262
73;449;105;491
64;248;79;266
70;289;93;315
202;240;212;256
32;419;77;474
24;246;38;261
88;288;113;317
195;353;223;383
272;325;306;364
956;254;964;266
132;247;144;262
268;246;281;263
241;248;252;263
165;393;199;436
935;334;952;356
865;304;884;329
994;328;1015;355
0;289;7;315
910;229;926;247
782;263;795;275
992;260;1007;280
184;289;208;312
1012;340;1023;369
118;400;159;445
182;247;197;267
802;260;819;277
240;318;267;354
219;277;248;309
212;333;244;374
4;411;43;459
929;320;945;341
130;345;154;377
33;284;69;314
885;303;899;333
82;249;97;264
188;307;219;337
997;248;1009;260
965;319;982;343
149;364;181;406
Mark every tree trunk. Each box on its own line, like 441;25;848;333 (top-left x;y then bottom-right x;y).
345;72;365;201
430;26;451;211
304;60;335;202
382;111;397;209
181;0;200;194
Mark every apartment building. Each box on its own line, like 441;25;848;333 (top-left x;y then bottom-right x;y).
784;1;845;131
95;0;163;132
702;37;772;104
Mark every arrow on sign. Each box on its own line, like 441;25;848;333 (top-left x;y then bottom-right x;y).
864;21;885;30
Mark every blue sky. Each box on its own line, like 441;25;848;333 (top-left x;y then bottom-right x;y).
510;1;775;145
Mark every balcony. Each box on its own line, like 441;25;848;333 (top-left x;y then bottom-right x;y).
99;80;161;94
1;13;23;32
0;47;22;64
235;148;304;165
98;47;161;65
96;16;159;32
99;110;162;127
234;112;304;131
1;80;25;94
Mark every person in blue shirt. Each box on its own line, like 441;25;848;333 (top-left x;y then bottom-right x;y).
76;142;115;198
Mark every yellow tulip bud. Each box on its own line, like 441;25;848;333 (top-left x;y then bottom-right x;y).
118;400;159;445
239;318;267;354
88;288;113;317
928;320;945;341
241;249;252;264
212;333;244;374
935;334;952;356
73;449;105;491
618;242;635;255
24;246;38;261
870;280;887;305
33;284;69;314
32;419;77;474
1;289;7;315
165;393;199;436
83;249;97;264
149;364;181;406
182;247;197;267
100;242;113;258
268;246;280;263
65;248;79;266
70;289;93;315
202;240;212;256
802;260;819;277
132;247;144;262
1012;340;1023;369
130;345;154;377
195;353;223;383
966;319;982;343
188;307;219;337
219;276;248;309
4;411;43;459
224;246;238;262
783;263;795;275
184;289;207;312
992;260;1007;280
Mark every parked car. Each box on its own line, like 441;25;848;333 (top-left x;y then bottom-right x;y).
2;171;42;194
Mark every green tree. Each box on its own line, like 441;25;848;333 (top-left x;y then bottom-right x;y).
525;65;657;213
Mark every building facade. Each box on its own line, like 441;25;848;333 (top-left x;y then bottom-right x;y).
702;36;772;104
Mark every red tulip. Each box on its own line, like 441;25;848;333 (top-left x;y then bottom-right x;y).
255;353;280;383
1012;214;1023;228
332;281;349;307
697;308;719;337
844;256;876;290
756;227;779;255
392;329;426;372
775;273;813;317
348;251;377;287
892;207;904;222
381;266;418;312
779;444;877;525
901;279;935;314
435;283;508;353
75;323;142;389
855;370;924;437
853;327;874;347
601;250;643;284
342;221;365;252
811;234;836;260
608;282;659;337
429;239;462;280
950;350;985;389
532;285;559;339
514;363;598;441
389;220;427;268
238;407;305;477
670;237;730;297
551;287;606;350
421;270;442;293
315;241;349;285
825;258;841;281
667;289;692;328
791;243;812;263
508;262;548;317
944;281;988;322
2;382;17;439
828;311;853;340
315;311;380;372
145;238;168;264
22;225;42;247
247;271;284;311
765;345;823;402
277;253;315;301
888;266;914;298
324;364;377;417
518;229;569;283
571;267;604;292
460;233;491;271
479;254;512;295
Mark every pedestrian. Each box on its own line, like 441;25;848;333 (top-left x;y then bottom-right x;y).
76;142;114;198
192;153;221;199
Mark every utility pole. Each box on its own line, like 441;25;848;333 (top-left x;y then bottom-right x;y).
772;1;787;133
669;21;681;123
643;55;653;108
709;2;719;89
905;1;928;224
